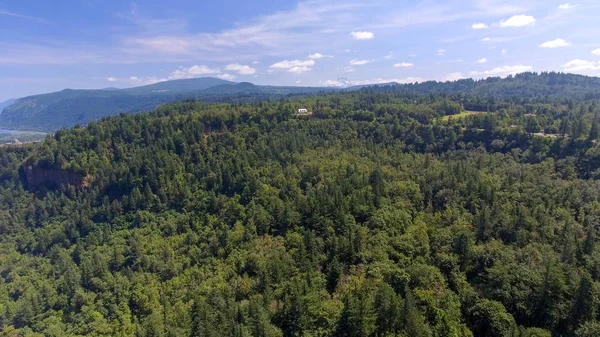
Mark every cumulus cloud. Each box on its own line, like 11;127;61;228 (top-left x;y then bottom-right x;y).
471;65;533;77
107;76;170;85
350;31;374;40
481;37;491;42
288;66;312;74
499;15;536;27
540;38;571;48
270;59;315;74
270;59;315;69
477;58;488;64
394;62;414;67
440;72;466;82
558;3;576;9
384;52;393;59
592;48;600;56
170;65;220;79
224;63;256;75
308;53;332;60
217;74;237;81
471;23;489;29
120;64;230;85
352;77;423;85
350;59;371;65
321;79;345;87
437;49;446;56
322;77;421;87
562;59;600;72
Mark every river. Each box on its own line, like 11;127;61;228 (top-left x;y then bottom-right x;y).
0;129;48;135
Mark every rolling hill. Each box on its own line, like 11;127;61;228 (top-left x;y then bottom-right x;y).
0;77;336;132
0;98;17;114
2;72;600;132
1;86;600;336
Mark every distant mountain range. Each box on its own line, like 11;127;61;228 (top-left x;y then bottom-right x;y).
0;78;343;131
2;72;600;132
0;99;17;114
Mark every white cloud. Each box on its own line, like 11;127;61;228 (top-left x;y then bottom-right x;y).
440;72;466;82
499;14;536;27
562;59;600;72
471;65;533;77
321;79;344;87
119;63;229;85
183;65;220;75
129;37;194;55
308;53;332;60
224;63;256;75
217;74;236;81
270;59;315;69
540;38;571;48
558;3;576;9
350;31;374;40
437;49;446;56
501;49;508;55
592;48;600;56
471;23;489;29
394;62;414;67
321;77;422;88
481;37;491;42
296;80;302;84
477;58;488;63
350;59;371;65
107;76;169;85
288;66;312;74
169;65;220;79
384;52;393;59
252;61;260;64
351;77;423;85
0;9;51;25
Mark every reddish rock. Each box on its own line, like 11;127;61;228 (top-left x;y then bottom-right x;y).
24;166;89;189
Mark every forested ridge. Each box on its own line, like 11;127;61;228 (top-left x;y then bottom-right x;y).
0;88;600;336
3;72;600;132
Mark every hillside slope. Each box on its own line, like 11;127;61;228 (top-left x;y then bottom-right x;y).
0;98;17;114
375;72;600;99
0;77;339;131
2;72;600;132
0;89;599;336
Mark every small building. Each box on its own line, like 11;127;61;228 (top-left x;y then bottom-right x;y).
297;108;309;114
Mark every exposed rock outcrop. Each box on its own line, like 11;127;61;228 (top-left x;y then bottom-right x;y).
24;166;91;189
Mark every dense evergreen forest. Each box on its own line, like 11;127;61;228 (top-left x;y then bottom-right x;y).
3;72;600;132
1;85;600;336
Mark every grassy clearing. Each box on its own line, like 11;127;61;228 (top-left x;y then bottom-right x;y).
439;110;487;122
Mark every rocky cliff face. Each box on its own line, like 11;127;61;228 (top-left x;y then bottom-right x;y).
24;166;90;189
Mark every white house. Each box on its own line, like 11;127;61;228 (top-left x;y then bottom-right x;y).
297;108;309;114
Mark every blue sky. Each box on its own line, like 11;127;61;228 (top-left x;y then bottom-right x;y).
1;0;600;101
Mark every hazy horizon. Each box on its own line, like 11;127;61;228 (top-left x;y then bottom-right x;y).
2;0;600;101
